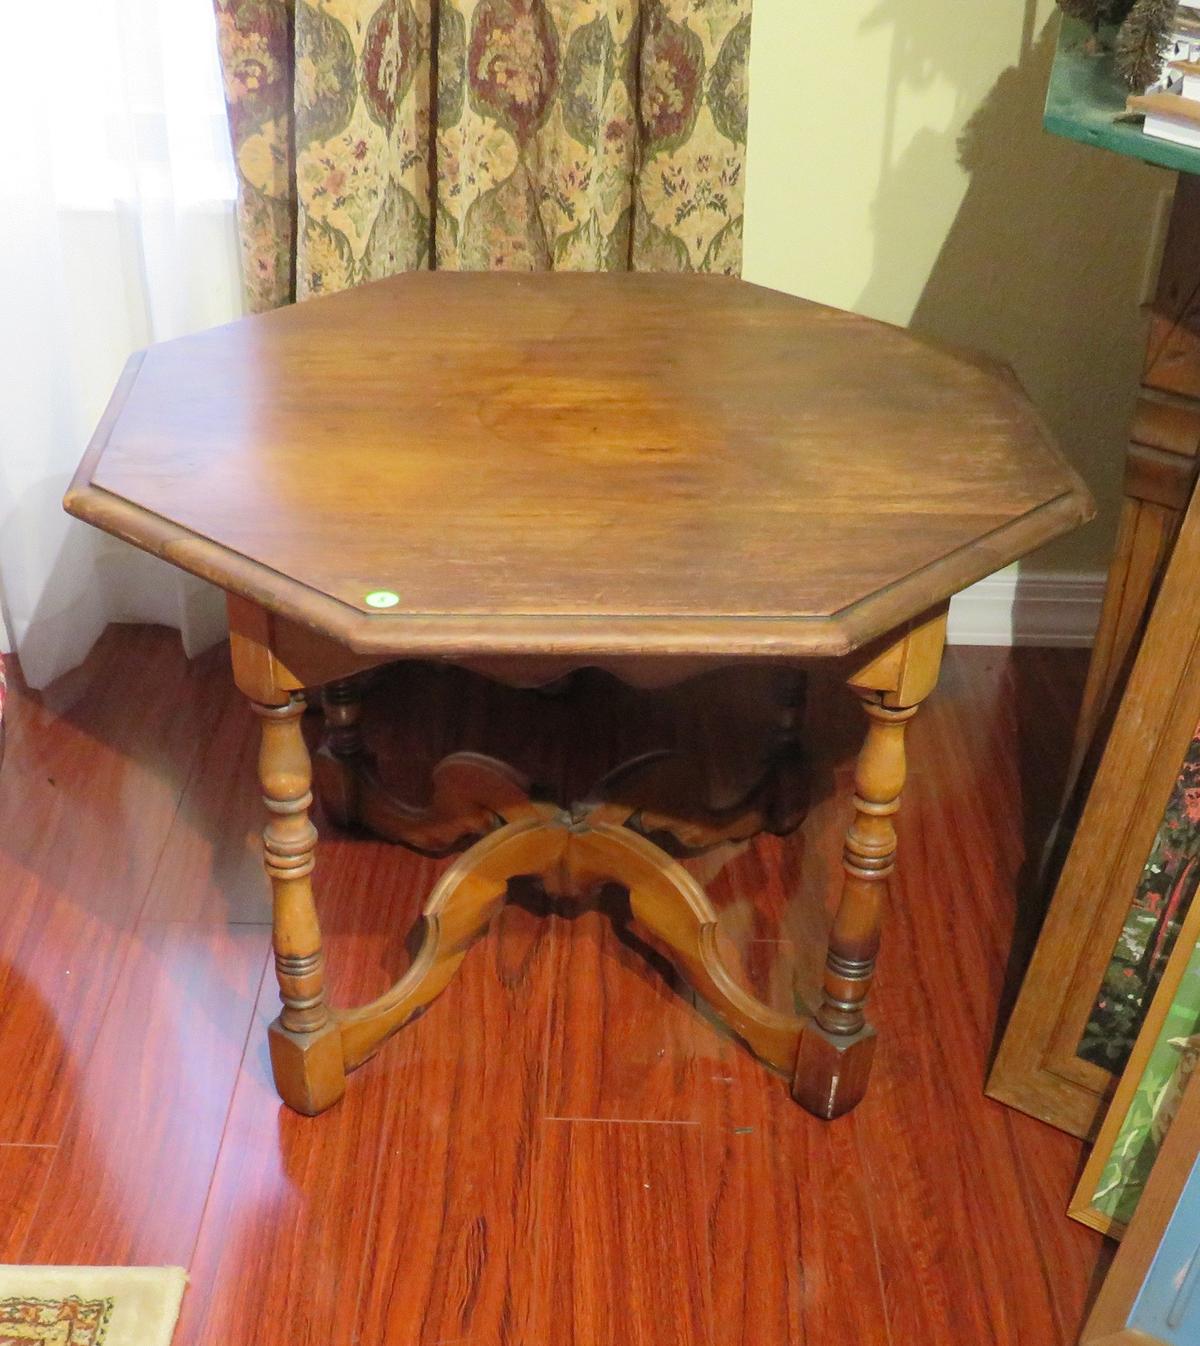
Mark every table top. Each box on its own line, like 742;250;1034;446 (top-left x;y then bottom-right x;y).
67;272;1092;661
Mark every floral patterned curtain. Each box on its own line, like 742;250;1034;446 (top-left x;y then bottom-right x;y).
213;0;751;310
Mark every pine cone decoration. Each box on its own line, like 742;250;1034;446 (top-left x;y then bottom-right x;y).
1115;0;1179;90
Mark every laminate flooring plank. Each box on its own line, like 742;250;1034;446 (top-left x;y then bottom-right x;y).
855;748;1103;1345
352;901;558;1346
175;840;456;1346
0;1144;55;1260
695;939;891;1346
23;921;269;1266
529;1118;713;1346
139;662;266;925
0;631;233;1143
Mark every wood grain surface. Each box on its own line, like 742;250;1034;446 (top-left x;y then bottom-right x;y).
0;1145;54;1260
0;628;231;1145
1068;172;1200;820
533;1119;713;1346
0;628;1105;1343
21;922;269;1266
989;483;1200;1139
65;273;1092;659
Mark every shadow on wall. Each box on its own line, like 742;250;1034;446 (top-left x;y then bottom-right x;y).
856;2;1168;570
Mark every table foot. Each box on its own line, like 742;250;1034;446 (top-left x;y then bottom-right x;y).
268;1017;347;1116
791;1022;877;1119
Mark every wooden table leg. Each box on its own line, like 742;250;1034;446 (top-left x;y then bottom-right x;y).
227;596;348;1113
244;673;930;1118
316;675;370;829
791;610;946;1118
228;594;948;1119
255;694;347;1115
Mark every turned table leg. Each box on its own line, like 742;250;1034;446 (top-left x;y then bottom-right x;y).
791;610;945;1119
316;675;369;829
255;695;347;1115
227;594;948;1119
792;694;918;1117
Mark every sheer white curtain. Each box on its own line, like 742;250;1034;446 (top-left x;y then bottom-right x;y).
0;0;242;688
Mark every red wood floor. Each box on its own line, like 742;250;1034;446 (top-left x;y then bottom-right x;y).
0;626;1107;1344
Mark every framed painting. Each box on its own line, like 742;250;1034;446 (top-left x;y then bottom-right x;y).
1081;1069;1200;1345
1071;891;1200;1237
1079;721;1200;1076
987;485;1200;1140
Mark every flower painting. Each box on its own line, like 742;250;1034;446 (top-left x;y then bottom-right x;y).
1089;937;1200;1227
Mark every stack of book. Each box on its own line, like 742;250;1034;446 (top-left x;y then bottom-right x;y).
1130;6;1200;147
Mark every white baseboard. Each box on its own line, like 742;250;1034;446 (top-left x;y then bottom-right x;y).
947;569;1104;648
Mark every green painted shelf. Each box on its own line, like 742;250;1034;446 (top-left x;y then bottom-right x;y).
1045;16;1198;176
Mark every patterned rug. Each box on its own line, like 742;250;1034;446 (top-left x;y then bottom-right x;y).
0;1267;186;1345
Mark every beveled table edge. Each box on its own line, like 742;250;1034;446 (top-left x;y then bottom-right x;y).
64;350;1097;663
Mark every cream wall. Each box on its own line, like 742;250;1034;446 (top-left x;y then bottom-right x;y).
742;0;1171;573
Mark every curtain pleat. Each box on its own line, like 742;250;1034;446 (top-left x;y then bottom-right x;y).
213;0;752;309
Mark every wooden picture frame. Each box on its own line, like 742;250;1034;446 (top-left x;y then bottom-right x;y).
988;484;1200;1140
1071;892;1200;1238
1080;1069;1200;1345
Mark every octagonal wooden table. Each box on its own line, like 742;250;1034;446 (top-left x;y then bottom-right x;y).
66;273;1092;1119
